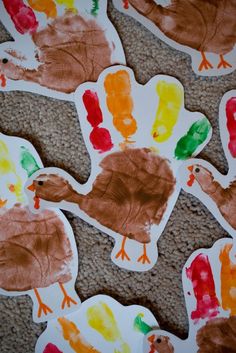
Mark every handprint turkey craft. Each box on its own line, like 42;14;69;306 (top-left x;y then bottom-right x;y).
34;239;236;353
0;0;125;100
181;90;236;238
0;133;80;323
113;0;236;77
26;66;212;272
143;238;236;353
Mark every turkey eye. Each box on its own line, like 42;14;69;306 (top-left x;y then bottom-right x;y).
38;181;44;186
156;338;162;344
195;167;200;173
2;58;8;64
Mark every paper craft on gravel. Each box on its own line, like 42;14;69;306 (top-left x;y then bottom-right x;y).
0;0;125;101
143;237;236;353
35;294;158;353
180;90;236;238
113;0;236;77
26;65;212;272
0;133;80;323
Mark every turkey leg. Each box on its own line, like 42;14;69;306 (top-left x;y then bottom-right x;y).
59;282;77;309
137;244;151;265
34;288;53;318
198;52;213;71
217;54;232;69
115;236;131;261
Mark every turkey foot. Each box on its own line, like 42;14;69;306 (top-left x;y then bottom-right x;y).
34;288;53;318
137;244;151;264
115;237;131;261
59;283;77;310
198;52;213;71
217;55;232;69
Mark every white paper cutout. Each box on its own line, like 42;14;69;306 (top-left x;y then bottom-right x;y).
35;294;159;353
180;90;236;238
113;0;236;77
0;133;81;323
25;65;212;272
0;0;125;101
143;237;236;353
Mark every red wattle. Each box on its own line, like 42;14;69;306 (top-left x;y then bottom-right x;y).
187;173;195;187
34;196;40;209
0;74;6;88
123;0;129;9
149;344;156;353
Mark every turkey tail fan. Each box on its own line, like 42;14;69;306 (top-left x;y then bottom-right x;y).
2;0;105;35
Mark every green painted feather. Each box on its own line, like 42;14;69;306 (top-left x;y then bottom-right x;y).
91;0;99;16
175;117;211;160
20;146;40;177
133;314;153;335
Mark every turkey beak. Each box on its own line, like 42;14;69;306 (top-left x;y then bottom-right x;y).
188;165;194;172
27;183;40;209
148;335;156;343
187;165;195;187
27;183;36;192
148;334;156;353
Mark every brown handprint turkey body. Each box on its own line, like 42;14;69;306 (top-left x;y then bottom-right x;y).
30;148;176;244
128;0;236;69
0;204;73;292
197;317;236;353
0;11;112;93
